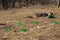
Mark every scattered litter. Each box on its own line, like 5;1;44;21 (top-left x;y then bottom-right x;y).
48;12;55;18
48;13;54;15
29;27;36;31
41;26;46;29
36;26;40;28
36;26;46;29
42;13;48;17
29;25;47;31
36;12;48;17
32;27;36;30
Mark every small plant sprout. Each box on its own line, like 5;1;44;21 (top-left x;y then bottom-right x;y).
17;21;22;27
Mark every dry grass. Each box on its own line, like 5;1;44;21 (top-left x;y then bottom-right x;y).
0;5;60;40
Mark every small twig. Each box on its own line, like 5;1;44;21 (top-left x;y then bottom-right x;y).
0;23;6;25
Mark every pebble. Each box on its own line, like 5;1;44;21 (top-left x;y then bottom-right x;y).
6;21;10;24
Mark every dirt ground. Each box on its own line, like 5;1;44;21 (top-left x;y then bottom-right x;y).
0;5;60;40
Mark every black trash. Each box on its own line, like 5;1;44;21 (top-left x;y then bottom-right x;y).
42;13;48;17
36;12;48;17
36;13;43;17
48;15;55;18
48;13;55;18
50;13;54;15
